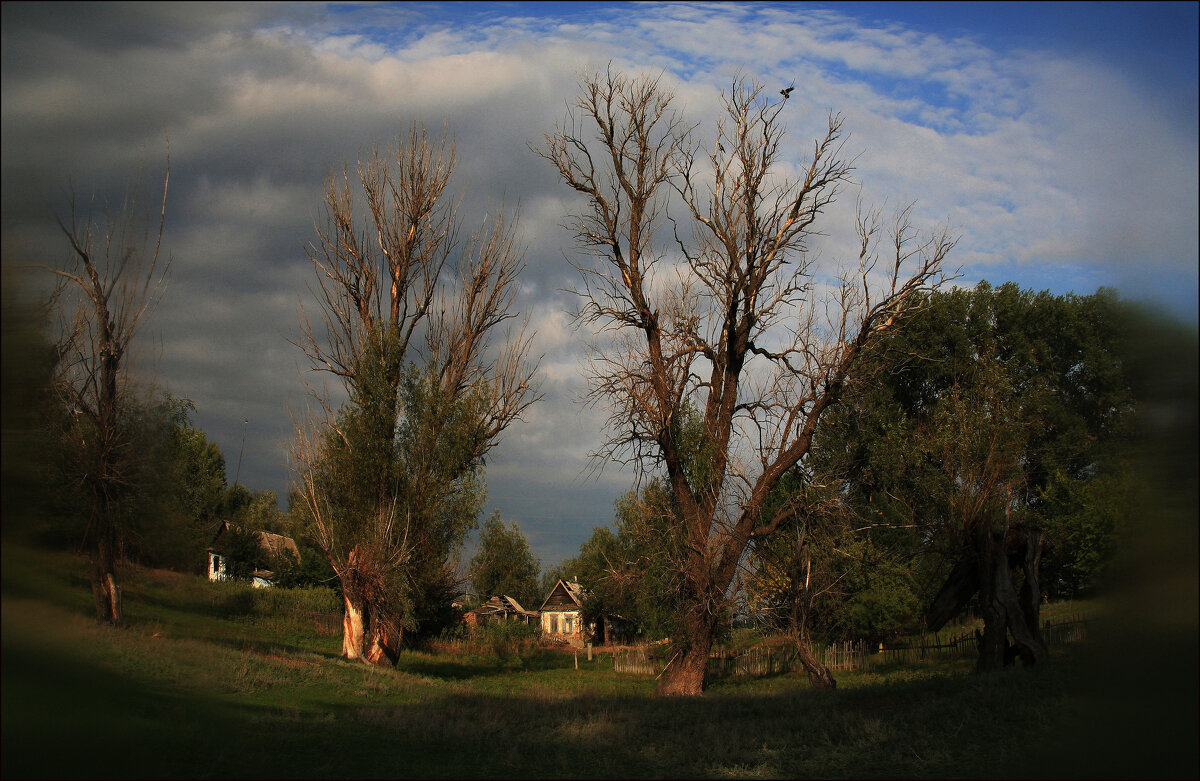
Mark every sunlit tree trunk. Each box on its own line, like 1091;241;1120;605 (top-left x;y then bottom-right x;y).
341;591;367;661
657;600;717;696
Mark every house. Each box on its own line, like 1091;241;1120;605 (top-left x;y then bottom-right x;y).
464;595;538;627
538;579;588;644
207;521;300;588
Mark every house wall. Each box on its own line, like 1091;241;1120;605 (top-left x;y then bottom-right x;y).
208;552;227;582
541;609;582;636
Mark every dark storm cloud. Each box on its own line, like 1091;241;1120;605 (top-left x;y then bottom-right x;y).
2;2;621;565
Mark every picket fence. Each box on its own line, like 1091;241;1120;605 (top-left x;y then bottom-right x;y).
612;645;665;675
611;614;1092;677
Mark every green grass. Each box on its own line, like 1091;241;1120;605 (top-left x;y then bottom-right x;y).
2;543;1195;779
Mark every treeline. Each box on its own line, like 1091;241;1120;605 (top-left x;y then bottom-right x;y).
1;270;331;586
547;282;1180;662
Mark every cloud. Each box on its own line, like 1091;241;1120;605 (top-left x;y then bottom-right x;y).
4;2;1195;567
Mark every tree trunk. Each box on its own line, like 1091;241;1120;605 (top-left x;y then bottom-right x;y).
975;524;1049;671
90;525;121;625
995;529;1047;667
1016;528;1046;648
341;585;402;665
342;591;367;661
364;620;401;665
794;623;836;689
925;554;978;633
657;608;716;696
657;637;712;697
975;528;1008;671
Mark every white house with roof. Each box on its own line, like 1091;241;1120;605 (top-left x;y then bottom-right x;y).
207;521;300;588
538;579;587;643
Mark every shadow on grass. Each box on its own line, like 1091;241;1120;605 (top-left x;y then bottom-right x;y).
9;624;1194;780
196;633;343;662
3;540;1194;779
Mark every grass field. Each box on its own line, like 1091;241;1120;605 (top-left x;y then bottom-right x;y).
2;542;1195;779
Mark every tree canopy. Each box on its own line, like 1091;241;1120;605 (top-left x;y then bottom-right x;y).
469;512;541;608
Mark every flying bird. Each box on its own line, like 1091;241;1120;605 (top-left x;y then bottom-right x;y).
780;86;794;98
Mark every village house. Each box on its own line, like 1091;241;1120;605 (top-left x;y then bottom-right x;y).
463;595;538;627
207;521;300;588
538;579;588;645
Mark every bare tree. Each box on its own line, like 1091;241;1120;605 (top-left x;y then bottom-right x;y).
541;70;954;695
40;154;171;625
293;124;539;664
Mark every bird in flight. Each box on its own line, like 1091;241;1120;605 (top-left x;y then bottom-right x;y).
780;86;794;98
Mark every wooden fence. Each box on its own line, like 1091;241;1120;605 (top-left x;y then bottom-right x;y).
709;645;797;677
612;646;665;675
612;615;1092;677
819;640;872;671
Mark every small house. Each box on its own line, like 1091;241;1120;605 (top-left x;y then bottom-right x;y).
538;579;587;644
207;521;300;588
464;595;538;626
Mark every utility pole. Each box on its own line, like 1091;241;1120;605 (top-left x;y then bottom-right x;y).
234;417;248;487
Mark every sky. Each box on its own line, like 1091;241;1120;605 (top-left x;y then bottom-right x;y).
3;1;1197;568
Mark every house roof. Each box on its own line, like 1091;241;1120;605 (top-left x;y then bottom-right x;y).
538;579;586;612
471;595;538;618
209;521;300;561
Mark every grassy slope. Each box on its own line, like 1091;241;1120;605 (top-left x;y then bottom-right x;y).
2;543;1195;780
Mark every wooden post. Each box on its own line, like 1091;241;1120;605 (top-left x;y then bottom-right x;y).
587;642;592;661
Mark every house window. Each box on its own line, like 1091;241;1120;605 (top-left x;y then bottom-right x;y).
563;615;573;634
550;615;559;634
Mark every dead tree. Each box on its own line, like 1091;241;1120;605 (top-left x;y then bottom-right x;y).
293;124;539;664
41;155;171;625
541;70;954;695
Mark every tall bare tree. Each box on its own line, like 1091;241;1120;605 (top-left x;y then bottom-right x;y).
293;124;539;663
40;155;171;624
541;70;954;695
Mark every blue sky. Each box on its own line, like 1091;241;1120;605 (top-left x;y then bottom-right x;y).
3;2;1196;567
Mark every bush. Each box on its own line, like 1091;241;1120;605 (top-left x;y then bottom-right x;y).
480;620;540;659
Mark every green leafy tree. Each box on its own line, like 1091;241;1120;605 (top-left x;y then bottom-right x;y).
130;394;227;571
469;512;541;607
811;282;1138;670
551;479;687;644
924;362;1051;669
214;523;270;582
292;126;539;664
1;268;61;543
1039;469;1136;596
